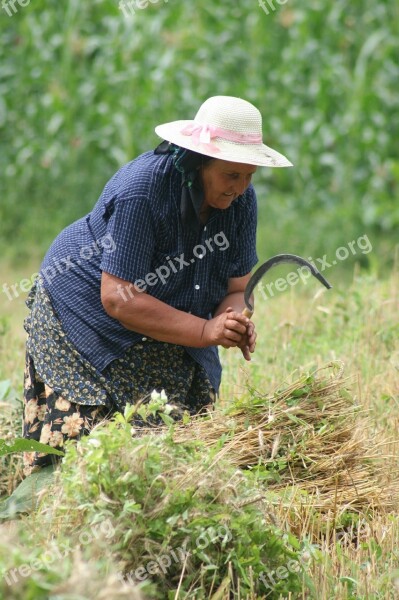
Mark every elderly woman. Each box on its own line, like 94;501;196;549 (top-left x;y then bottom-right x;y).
22;96;292;474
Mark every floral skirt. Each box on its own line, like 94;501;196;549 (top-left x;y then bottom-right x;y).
23;355;111;475
23;283;215;475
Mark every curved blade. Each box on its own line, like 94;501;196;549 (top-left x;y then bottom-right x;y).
244;254;332;313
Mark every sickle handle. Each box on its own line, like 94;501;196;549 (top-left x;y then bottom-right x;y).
242;307;253;319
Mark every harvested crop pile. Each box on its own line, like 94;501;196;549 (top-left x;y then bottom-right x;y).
171;362;398;515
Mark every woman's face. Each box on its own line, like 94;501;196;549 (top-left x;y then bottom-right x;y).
200;159;257;210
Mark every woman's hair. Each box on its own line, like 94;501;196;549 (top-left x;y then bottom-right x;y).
171;146;214;174
155;141;214;187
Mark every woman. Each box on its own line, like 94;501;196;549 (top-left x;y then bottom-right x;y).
22;95;292;474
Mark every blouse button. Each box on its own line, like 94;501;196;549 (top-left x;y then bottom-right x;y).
194;284;200;290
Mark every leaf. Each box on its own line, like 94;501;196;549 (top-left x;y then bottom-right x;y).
286;532;301;550
0;437;64;457
0;464;56;520
286;413;306;426
339;576;358;592
291;386;311;398
123;402;141;423
182;412;191;425
159;413;175;426
0;380;10;401
210;577;231;600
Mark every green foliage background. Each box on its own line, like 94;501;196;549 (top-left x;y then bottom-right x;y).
0;0;398;265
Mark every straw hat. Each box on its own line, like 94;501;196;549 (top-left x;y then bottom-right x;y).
155;96;293;168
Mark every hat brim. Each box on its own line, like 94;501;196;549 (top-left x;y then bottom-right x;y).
155;120;293;168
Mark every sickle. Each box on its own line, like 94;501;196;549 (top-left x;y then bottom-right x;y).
242;253;332;318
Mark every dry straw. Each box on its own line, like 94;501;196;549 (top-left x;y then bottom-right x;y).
171;362;399;516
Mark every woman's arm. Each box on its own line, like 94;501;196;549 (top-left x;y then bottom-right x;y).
213;273;253;315
101;271;250;350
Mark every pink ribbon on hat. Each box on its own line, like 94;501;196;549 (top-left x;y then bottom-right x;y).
180;123;262;153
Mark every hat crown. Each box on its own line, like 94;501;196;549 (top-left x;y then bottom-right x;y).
194;96;262;136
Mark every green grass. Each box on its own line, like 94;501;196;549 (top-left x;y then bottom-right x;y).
0;261;398;598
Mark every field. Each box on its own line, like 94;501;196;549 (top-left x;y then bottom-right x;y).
1;260;398;599
1;0;398;597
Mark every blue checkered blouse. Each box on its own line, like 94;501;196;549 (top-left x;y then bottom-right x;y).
39;151;258;392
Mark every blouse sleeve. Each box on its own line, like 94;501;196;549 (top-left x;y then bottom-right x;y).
100;194;156;284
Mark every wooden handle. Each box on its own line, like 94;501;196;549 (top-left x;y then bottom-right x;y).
242;307;253;319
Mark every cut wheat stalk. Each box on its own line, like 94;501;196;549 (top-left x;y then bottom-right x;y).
166;362;399;514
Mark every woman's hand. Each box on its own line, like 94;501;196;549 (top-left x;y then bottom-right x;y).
201;306;253;351
211;274;257;359
238;318;257;361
